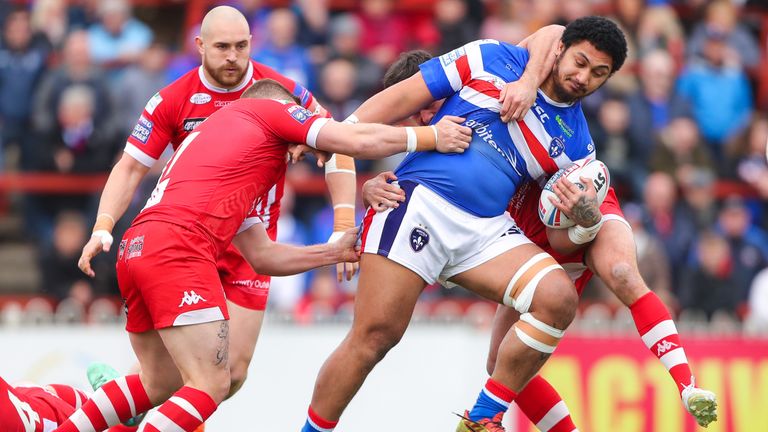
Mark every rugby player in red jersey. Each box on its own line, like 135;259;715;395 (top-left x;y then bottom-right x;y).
0;376;89;432
77;6;357;416
54;78;471;432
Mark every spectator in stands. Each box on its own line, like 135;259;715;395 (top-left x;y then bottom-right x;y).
729;114;768;198
686;0;760;70
678;168;718;231
432;0;479;56
478;0;528;44
30;0;70;51
326;13;382;98
36;84;120;174
32;30;113;140
231;0;272;50
677;25;754;159
356;0;409;66
294;268;350;324
649;115;715;182
0;8;51;170
635;3;685;62
643;171;697;286
114;42;170;135
626;49;692;170
591;94;638;198
253;8;316;91
269;184;310;313
86;0;152;78
680;230;743;320
28;85;120;247
716;195;768;296
318;58;361;122
624;202;676;309
39;211;94;305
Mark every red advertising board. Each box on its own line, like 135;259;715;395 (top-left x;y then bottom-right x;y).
513;334;768;432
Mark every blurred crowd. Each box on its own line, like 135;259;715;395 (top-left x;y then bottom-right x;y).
0;0;767;330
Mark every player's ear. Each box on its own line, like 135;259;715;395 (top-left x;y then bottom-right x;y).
195;36;205;55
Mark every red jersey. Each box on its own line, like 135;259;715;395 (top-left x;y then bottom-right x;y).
0;379;74;432
124;60;314;233
132;98;326;255
508;182;626;294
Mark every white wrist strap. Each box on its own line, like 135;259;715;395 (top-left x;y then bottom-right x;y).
327;231;344;243
92;230;114;247
567;218;603;245
430;125;438;146
405;127;417;153
343;114;359;124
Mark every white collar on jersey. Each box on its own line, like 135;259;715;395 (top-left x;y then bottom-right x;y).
198;61;255;93
537;89;575;108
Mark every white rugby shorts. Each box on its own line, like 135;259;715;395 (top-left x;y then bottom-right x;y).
360;181;531;284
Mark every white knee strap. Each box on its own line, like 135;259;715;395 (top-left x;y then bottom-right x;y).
502;253;562;313
513;312;566;354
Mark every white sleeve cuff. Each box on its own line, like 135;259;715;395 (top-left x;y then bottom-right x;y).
124;143;159;168
237;217;263;234
306;117;331;149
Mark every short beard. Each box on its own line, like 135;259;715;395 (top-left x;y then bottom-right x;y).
204;60;247;89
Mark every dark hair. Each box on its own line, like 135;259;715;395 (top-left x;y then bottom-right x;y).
242;78;301;104
562;16;627;73
382;50;433;88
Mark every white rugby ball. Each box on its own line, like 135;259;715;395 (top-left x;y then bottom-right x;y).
538;159;610;228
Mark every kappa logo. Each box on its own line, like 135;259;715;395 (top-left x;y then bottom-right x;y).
179;290;207;307
410;226;430;252
656;339;679;356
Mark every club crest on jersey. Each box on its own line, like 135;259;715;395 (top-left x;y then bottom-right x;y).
183;117;206;131
287;105;313;124
410;226;430;252
130;116;153;144
549;136;565;158
189;92;212;104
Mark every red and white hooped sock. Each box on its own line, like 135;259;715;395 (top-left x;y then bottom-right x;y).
630;291;694;393
55;374;152;432
516;375;578;432
140;386;216;432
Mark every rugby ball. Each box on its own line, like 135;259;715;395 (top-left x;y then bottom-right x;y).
538;159;610;228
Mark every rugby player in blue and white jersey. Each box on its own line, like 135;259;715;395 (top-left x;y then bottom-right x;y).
300;17;628;432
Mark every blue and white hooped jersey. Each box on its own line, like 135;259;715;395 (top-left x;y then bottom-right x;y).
394;39;596;217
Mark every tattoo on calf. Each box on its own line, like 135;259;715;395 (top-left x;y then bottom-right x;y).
215;321;229;366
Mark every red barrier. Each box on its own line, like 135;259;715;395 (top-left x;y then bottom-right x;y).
513;334;768;432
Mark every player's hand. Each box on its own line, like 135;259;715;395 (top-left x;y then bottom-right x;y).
434;116;472;153
78;231;113;277
363;171;405;211
328;231;359;281
288;144;332;167
548;176;602;227
330;227;361;270
499;75;537;122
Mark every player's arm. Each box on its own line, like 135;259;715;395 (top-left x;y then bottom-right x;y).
310;115;471;159
545;176;603;256
500;25;564;122
233;223;359;276
351;73;436;124
324;152;358;281
78;153;151;277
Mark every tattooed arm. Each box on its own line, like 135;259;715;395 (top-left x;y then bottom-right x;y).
545;176;603;255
